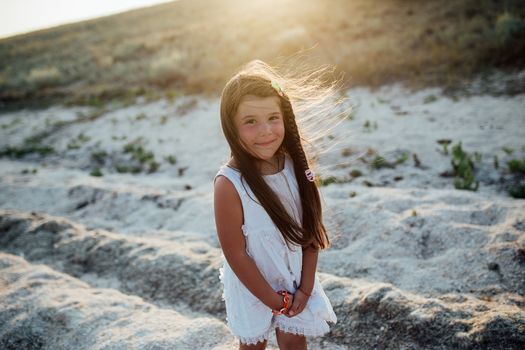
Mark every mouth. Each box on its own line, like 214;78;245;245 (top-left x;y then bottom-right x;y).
255;140;276;147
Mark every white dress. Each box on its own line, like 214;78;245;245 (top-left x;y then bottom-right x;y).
215;153;337;345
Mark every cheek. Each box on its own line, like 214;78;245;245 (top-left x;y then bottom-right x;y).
238;125;258;142
274;122;285;138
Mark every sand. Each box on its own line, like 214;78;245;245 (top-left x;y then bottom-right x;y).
0;83;524;349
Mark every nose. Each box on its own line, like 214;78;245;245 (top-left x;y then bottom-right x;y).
258;121;272;136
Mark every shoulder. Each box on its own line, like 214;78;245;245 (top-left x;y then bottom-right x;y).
214;173;243;233
214;174;241;205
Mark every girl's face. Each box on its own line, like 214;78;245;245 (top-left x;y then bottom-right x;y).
234;94;285;162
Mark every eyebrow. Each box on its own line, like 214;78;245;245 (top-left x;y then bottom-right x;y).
241;112;281;121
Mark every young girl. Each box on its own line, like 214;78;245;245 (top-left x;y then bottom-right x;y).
214;60;337;350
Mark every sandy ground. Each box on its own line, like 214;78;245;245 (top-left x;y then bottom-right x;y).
0;83;524;349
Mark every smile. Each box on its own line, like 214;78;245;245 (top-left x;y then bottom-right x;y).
255;140;276;147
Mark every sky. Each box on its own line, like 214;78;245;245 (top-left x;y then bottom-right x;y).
0;0;175;39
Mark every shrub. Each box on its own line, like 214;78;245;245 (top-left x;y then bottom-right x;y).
350;169;362;178
319;176;338;186
122;138;160;173
90;167;103;177
451;142;479;191
495;12;525;45
508;184;525;199
507;158;525;174
25;66;62;88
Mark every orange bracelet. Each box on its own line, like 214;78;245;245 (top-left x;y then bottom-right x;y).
272;290;290;315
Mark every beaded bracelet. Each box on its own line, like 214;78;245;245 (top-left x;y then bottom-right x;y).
272;290;291;315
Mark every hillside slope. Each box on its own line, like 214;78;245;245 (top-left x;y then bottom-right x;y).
1;0;524;108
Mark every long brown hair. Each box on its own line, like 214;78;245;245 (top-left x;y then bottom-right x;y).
220;60;340;250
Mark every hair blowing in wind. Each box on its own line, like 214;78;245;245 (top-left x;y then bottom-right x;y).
219;59;346;249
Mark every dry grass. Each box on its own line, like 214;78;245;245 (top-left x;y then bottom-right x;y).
0;0;524;108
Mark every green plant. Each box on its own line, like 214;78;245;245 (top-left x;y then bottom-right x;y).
473;151;482;162
350;169;362;178
423;94;437;104
502;146;514;155
495;12;525;45
90;167;103;177
91;150;108;164
319;176;338;186
0;139;54;158
164;155;177;165
363;120;372;132
122;138;160;173
437;139;452;155
507;158;525;174
371;155;388;169
508;184;525;199
451;142;479;191
135;112;147;121
370;152;408;170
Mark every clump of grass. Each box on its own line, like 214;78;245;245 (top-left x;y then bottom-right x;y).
165;89;178;104
437;139;452;155
423;95;437;104
319;176;338;186
345;109;356;121
495;12;525;45
508;184;525;199
507;158;525;174
21;168;38;174
67;132;91;149
90;167;103;177
350;169;362;178
451;142;479;191
370;152;408;170
363;120;378;132
503;156;525;199
413;153;421;167
502;146;514;155
1;117;22;129
164;155;177;165
91;150;108;164
176;98;198;116
341;148;353;157
122;138;160;173
0;137;55;158
25;66;62;88
135;112;147;121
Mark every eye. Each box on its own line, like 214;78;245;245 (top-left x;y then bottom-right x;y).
270;115;281;120
244;119;256;125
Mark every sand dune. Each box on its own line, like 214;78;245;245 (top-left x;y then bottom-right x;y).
1;84;524;349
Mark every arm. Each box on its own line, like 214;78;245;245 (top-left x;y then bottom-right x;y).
287;244;318;317
299;244;319;295
214;175;283;311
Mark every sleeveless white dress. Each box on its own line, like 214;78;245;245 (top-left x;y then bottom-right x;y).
215;153;337;345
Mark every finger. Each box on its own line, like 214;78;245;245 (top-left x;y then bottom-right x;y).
288;300;303;316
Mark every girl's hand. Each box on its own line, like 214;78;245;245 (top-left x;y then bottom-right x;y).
286;289;309;317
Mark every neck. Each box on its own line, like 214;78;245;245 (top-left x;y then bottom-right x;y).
258;152;283;175
229;152;284;175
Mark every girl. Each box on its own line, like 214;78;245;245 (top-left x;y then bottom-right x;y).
214;60;337;350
